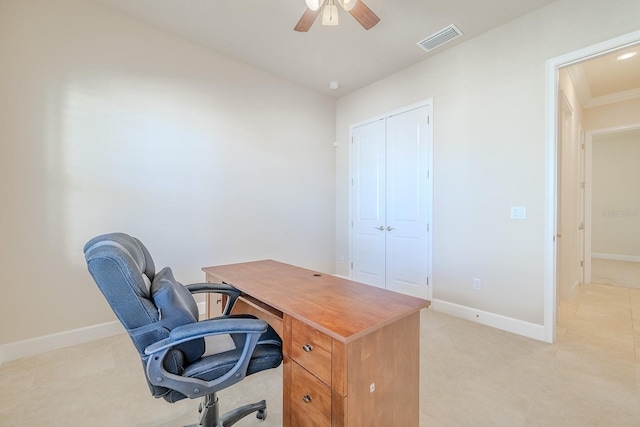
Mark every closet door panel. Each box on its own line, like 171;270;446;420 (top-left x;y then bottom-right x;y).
351;119;386;289
385;107;430;299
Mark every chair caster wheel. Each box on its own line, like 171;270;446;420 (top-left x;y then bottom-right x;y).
256;408;267;421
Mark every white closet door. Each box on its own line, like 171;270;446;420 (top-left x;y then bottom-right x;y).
350;104;431;299
385;107;430;298
351;119;386;289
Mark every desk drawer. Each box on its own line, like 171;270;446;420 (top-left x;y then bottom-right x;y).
290;318;332;386
290;362;331;427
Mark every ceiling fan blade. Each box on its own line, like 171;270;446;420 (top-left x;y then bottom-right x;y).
348;0;380;30
294;7;322;32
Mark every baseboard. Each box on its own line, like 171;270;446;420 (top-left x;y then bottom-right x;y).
0;321;124;365
0;298;546;365
592;253;640;262
430;299;546;342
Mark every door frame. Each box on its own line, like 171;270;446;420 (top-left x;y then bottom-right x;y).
556;89;575;304
578;123;585;286
348;99;434;301
544;30;640;343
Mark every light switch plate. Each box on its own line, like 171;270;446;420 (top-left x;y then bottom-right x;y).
511;206;526;219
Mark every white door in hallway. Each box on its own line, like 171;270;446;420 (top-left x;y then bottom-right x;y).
351;104;431;299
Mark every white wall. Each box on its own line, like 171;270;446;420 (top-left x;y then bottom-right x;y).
0;0;336;347
591;129;640;257
335;0;640;328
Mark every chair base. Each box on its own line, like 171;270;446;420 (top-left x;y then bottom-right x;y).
184;393;267;427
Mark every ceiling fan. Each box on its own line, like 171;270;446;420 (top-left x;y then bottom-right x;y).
294;0;380;32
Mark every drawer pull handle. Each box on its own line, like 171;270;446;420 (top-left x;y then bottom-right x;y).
302;344;313;352
302;394;312;403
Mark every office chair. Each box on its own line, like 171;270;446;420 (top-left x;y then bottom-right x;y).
83;232;282;427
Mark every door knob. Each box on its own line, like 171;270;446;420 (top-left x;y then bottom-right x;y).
386;226;395;231
374;226;384;231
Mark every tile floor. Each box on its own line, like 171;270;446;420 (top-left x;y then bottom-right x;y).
1;282;639;426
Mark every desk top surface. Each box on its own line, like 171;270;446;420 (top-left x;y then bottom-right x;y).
203;260;430;343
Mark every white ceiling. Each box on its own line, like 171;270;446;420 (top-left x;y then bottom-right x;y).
90;0;558;97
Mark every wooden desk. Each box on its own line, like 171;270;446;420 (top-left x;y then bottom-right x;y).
202;260;430;426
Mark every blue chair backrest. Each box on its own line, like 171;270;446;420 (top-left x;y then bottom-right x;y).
83;232;204;397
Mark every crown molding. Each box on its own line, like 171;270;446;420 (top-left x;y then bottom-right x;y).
567;62;640;109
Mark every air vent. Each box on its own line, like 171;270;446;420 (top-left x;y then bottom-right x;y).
416;24;463;53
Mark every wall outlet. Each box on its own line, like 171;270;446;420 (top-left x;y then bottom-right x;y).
339;255;345;264
473;278;482;291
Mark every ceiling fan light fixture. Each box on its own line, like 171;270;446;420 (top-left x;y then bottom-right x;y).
305;0;321;11
339;0;357;11
295;0;377;32
322;0;339;26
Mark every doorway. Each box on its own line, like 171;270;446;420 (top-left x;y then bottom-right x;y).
545;30;640;342
586;126;640;289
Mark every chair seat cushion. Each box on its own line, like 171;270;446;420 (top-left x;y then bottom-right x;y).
192;317;282;379
162;320;283;403
186;341;283;380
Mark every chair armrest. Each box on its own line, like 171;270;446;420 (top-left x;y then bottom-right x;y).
144;317;268;399
144;317;267;355
185;282;240;315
